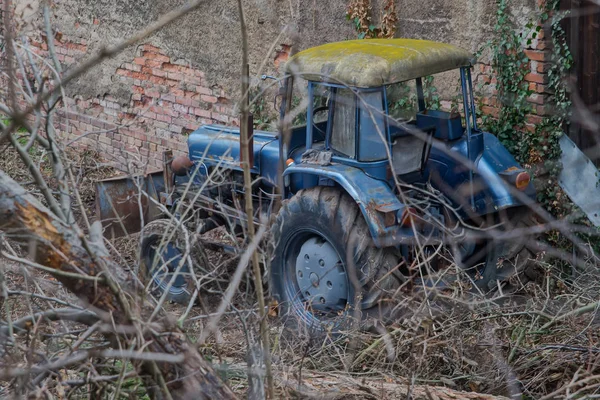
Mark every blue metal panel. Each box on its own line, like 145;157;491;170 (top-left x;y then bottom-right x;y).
187;124;277;174
306;82;314;150
426;132;535;215
283;163;437;247
259;138;283;186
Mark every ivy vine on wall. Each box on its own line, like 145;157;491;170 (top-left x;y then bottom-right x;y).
346;0;398;39
480;0;574;218
482;0;600;257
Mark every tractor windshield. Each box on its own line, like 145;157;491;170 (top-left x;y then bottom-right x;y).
329;87;387;161
330;88;356;158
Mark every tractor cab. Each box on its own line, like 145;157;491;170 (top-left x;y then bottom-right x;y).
281;39;481;192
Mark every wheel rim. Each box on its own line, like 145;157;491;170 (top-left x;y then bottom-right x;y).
283;230;349;325
146;239;190;296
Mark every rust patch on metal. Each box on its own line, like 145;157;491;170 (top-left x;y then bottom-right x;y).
503;166;520;173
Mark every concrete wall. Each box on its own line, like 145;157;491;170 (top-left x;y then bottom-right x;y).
1;0;543;169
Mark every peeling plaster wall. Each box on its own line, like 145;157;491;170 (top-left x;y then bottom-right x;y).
44;0;536;102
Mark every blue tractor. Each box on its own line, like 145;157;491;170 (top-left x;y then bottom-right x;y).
138;39;537;330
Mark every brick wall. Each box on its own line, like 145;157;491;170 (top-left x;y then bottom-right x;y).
50;41;238;170
48;41;236;171
1;0;237;171
473;2;552;132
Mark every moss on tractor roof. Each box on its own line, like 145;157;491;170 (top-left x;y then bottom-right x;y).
285;39;475;87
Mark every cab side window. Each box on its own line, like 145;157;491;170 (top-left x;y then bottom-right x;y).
358;91;387;162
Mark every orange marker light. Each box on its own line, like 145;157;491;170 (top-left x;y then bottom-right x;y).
286;158;295;167
400;207;418;227
515;172;530;191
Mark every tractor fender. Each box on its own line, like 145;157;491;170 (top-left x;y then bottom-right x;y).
428;132;536;215
474;133;536;211
283;163;420;248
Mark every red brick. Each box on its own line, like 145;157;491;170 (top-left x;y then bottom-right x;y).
537;62;550;73
525;73;547;84
143;52;169;63
175;97;192;107
524;123;536;133
143;111;157;119
174;104;188;113
536;84;548;94
149;76;166;85
118;70;147;80
162;63;181;72
169;124;183;134
145;90;161;98
145;59;164;68
154;122;169;130
167;72;183;81
156;114;172;123
524;49;549;62
185;76;203;86
196;86;212;95
193;108;211;118
133;57;146;65
175;143;188;152
527;115;544;125
481;106;499;118
536;29;545;40
201;95;218;103
211;113;229;123
535;40;548;51
124;63;142;72
151;68;167;78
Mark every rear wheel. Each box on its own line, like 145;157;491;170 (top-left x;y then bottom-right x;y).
140;219;208;304
445;208;538;294
270;187;402;333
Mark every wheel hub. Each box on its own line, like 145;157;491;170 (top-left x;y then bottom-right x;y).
294;236;348;311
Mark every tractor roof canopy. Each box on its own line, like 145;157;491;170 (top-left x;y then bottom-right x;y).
285;39;475;88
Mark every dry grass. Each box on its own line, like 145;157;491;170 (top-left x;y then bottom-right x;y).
1;225;599;399
1;139;600;399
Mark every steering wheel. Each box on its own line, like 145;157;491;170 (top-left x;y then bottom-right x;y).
312;106;329;136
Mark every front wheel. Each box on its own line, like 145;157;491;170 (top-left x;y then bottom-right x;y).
270;187;402;334
139;219;208;304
